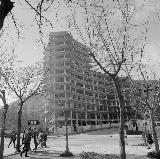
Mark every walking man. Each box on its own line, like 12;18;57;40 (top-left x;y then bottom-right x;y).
8;131;16;148
20;127;32;157
33;127;38;150
42;131;47;148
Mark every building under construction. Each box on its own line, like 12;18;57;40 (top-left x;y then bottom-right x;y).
43;31;135;131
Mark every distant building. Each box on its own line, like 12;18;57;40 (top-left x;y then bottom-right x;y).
43;31;135;131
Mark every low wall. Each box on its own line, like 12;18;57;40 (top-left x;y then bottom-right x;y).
126;119;160;137
52;123;119;135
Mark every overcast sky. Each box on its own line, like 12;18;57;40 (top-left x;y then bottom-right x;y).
0;0;160;106
4;0;159;66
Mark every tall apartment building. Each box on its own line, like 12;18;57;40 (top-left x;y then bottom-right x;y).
43;31;135;130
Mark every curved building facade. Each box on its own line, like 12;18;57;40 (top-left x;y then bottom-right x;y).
43;31;134;131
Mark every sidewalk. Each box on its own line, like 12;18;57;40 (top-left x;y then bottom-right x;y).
4;134;153;159
4;148;80;159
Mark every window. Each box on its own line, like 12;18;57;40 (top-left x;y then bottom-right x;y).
107;95;115;100
94;80;97;84
77;69;83;74
66;77;70;82
74;103;77;108
113;101;116;105
76;82;83;87
100;100;103;104
66;69;70;74
97;75;102;79
55;93;65;98
107;101;111;105
85;91;93;96
73;95;76;99
96;99;99;104
55;48;65;52
76;89;84;95
98;81;104;85
55;41;64;45
55;77;64;82
55;54;65;59
71;80;75;84
55;84;64;90
95;93;99;98
77;96;81;101
84;71;90;76
75;74;83;80
65;61;70;66
71;87;75;92
55;35;65;38
78;104;82;109
85;84;92;90
87;104;90;110
66;93;71;98
66;85;70;90
55;69;64;74
86;78;92;83
55;61;64;66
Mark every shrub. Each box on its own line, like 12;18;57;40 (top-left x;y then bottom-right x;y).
79;152;120;159
147;151;160;159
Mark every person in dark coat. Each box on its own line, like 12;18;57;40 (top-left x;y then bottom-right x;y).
33;127;38;150
8;131;16;148
146;131;154;149
20;127;32;157
42;131;47;148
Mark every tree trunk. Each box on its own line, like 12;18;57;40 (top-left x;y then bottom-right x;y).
113;77;126;159
0;112;6;159
16;110;22;152
0;0;14;30
150;109;159;152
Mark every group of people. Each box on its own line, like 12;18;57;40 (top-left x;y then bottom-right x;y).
8;127;48;157
20;127;48;157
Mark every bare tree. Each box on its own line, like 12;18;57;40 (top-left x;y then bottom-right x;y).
0;51;15;159
2;63;44;152
0;90;9;159
130;64;160;152
66;1;148;158
55;96;73;157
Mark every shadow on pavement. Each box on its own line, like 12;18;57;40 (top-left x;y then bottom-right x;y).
85;127;119;135
28;150;78;159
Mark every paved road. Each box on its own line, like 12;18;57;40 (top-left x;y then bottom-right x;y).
45;128;153;155
2;128;118;156
3;127;158;157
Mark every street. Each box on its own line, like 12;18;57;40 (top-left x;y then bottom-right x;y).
2;128;158;157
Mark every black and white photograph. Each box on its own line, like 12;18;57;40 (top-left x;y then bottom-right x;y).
0;0;160;159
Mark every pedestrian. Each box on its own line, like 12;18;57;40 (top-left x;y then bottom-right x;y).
20;127;32;157
8;131;16;148
136;125;138;132
146;131;154;149
38;131;43;148
33;127;38;150
42;131;47;148
124;129;128;145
